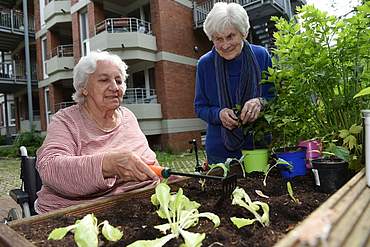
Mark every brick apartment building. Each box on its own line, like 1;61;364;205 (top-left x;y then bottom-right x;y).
0;0;304;150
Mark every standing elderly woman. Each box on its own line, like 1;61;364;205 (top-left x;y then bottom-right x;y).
194;2;274;164
35;51;160;213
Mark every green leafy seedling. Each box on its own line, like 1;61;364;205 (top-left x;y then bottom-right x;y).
230;187;270;228
48;214;123;247
128;183;220;247
287;181;300;204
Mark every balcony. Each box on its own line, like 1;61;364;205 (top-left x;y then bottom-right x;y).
0;61;37;93
0;9;35;50
193;0;291;28
40;45;73;87
90;17;157;61
123;88;162;135
54;88;162;135
44;0;71;28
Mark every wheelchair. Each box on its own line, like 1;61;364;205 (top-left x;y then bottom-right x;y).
7;146;41;221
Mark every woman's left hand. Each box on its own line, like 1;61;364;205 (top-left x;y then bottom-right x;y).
240;98;262;124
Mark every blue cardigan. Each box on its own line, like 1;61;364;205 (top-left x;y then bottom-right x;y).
194;44;273;164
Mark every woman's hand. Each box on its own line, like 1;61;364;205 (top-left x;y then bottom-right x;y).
102;152;159;182
219;108;239;130
240;98;262;124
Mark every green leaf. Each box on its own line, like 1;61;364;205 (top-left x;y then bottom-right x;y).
339;129;350;139
349;124;362;135
179;229;205;247
48;225;76;240
127;233;176;247
74;214;99;247
155;183;172;221
101;220;123;242
197;212;220;228
154;223;171;234
230;217;257;228
286;181;300;204
343;135;357;150
354;87;370;98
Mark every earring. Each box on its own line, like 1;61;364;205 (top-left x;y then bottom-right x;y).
82;89;88;96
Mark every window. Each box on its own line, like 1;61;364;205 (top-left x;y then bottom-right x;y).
9;102;15;126
41;37;48;79
39;0;45;27
80;11;90;56
44;87;52;125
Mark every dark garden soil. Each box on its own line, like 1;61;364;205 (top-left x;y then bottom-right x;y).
12;169;333;247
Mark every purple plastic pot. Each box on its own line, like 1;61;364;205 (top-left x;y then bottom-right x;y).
298;139;322;169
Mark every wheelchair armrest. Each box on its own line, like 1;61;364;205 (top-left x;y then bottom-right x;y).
9;189;29;204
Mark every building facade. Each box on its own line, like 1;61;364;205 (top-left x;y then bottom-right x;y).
32;0;304;152
0;0;39;142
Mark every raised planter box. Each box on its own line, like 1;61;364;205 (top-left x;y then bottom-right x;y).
0;169;367;246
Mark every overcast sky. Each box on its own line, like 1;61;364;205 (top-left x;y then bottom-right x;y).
306;0;361;17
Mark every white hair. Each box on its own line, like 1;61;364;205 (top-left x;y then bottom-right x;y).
203;2;250;40
72;51;128;104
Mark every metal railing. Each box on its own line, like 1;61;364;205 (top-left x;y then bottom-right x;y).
123;88;157;104
95;17;153;35
0;61;36;80
193;0;287;27
0;9;35;33
54;101;75;112
50;44;73;58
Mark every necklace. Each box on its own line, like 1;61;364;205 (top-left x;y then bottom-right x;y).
81;105;122;132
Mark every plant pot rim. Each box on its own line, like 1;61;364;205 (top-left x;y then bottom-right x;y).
311;157;347;166
273;146;306;154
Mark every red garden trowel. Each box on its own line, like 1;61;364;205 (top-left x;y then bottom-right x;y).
149;165;237;196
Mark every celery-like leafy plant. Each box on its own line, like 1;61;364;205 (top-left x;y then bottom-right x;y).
230;187;270;228
48;214;123;247
128;183;220;247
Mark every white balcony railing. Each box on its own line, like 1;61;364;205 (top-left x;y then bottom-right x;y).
54;101;75;112
95;17;153;35
0;9;35;33
0;61;36;80
124;88;157;104
50;44;73;59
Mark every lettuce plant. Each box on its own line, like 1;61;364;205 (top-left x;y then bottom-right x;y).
230;187;270;228
48;214;123;247
128;183;220;247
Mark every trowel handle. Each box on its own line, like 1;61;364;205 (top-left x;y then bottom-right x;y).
148;165;171;179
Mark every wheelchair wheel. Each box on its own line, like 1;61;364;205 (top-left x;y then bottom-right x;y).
7;208;21;221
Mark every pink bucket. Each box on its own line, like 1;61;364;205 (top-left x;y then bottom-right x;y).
298;140;322;169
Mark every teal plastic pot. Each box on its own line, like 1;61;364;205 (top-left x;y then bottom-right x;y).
242;149;269;173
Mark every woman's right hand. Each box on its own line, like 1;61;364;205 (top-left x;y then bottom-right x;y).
219;108;239;130
102;152;159;182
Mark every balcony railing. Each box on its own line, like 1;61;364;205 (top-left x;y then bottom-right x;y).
193;0;287;27
54;101;75;112
50;44;73;59
0;61;36;80
124;88;157;104
95;17;153;35
0;9;35;33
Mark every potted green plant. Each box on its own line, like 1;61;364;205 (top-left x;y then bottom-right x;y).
238;112;272;173
265;2;370;171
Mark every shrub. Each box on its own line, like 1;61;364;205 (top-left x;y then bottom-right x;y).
13;131;44;157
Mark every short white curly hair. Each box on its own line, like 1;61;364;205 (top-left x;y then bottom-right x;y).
203;2;250;40
72;51;128;104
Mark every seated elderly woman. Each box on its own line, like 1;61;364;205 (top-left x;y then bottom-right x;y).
35;51;160;213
